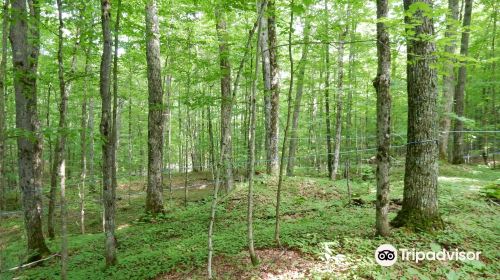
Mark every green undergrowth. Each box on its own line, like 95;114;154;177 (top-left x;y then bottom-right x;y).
1;163;498;279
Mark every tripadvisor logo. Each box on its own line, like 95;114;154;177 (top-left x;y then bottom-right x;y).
374;244;481;267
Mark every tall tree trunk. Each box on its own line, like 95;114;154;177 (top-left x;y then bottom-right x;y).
88;94;95;191
111;0;121;207
392;0;443;231
490;6;497;168
0;0;8;211
45;84;52;174
207;105;216;180
345;18;357;177
80;56;89;234
258;1;272;175
99;0;117;267
247;8;262;265
287;17;311;176
452;0;472;164
128;70;133;204
438;0;459;161
323;0;333;178
215;5;234;191
145;0;164;214
332;27;348;180
80;23;93;233
275;1;294;247
267;0;280;176
10;0;50;261
54;1;71;277
48;8;80;242
374;0;391;237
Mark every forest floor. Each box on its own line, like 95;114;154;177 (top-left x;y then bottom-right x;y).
0;163;499;279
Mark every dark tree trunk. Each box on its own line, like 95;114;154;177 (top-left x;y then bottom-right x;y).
0;0;8;211
215;6;234;191
111;0;122;209
99;0;117;267
275;0;294;247
452;0;472;164
374;0;392;237
392;0;443;232
247;9;261;264
145;0;164;214
258;2;272;175
10;0;50;260
267;0;280;175
287;17;310;176
439;0;459;161
55;1;70;277
323;0;333;178
332;28;347;180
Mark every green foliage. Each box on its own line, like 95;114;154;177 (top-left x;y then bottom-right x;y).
1;164;499;279
479;182;500;200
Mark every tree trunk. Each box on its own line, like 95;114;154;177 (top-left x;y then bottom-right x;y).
438;0;459;161
392;0;443;232
0;0;8;212
258;2;272;175
215;6;234;191
323;0;333;178
332;27;348;180
452;0;472;164
48;10;80;242
111;0;121;208
88;94;95;191
490;7;497;169
275;1;294;247
45;84;52;175
374;0;391;237
267;0;280;176
99;0;117;267
145;0;164;214
10;0;50;261
247;6;262;265
287;17;310;176
128;70;133;205
80;26;93;233
54;1;72;277
80;66;88;235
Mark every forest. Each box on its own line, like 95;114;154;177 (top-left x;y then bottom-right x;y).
0;0;498;279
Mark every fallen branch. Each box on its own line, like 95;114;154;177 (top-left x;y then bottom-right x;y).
7;254;60;272
488;199;500;207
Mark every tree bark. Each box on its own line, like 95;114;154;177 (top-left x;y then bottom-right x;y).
332;27;348;180
287;17;310;176
258;1;272;175
111;0;121;209
247;6;262;265
323;0;334;179
215;5;234;191
54;1;71;277
99;0;117;267
374;0;391;237
267;0;280;176
10;0;50;261
452;0;472;164
145;0;164;214
438;0;459;161
392;0;443;231
0;0;8;211
48;8;80;242
275;0;294;247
